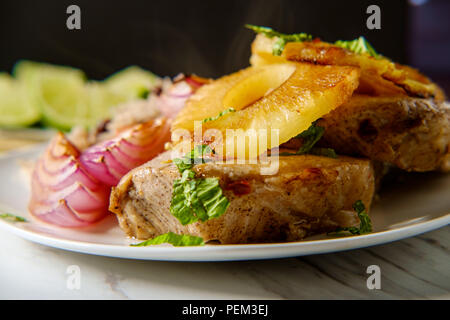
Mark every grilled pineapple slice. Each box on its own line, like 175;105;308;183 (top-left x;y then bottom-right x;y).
250;34;445;101
172;62;359;158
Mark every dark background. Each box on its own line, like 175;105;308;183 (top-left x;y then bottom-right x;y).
0;0;448;93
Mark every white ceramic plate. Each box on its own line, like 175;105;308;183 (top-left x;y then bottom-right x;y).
0;144;449;261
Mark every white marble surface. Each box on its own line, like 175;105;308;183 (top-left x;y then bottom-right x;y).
0;226;448;299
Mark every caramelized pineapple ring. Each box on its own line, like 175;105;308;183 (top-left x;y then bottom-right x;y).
250;34;445;101
172;62;359;158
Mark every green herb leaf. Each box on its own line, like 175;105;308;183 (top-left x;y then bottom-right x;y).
272;38;287;56
245;24;281;38
0;213;27;222
173;145;214;173
328;200;372;236
170;146;230;226
295;123;325;154
245;24;313;43
353;200;372;234
334;37;380;58
170;175;230;225
172;157;194;174
130;232;204;247
279;123;338;158
202;108;236;124
308;147;338;159
246;24;313;56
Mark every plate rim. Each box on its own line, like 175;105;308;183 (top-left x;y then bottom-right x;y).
0;213;448;261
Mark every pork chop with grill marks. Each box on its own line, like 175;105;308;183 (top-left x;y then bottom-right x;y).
109;151;375;244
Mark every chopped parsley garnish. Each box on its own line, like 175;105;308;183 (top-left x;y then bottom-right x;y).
280;122;337;158
0;213;27;222
246;24;313;55
202;108;236;124
130;232;204;247
170;145;230;226
334;36;381;58
329;200;373;236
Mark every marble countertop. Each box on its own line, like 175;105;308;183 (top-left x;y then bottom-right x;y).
1;226;448;299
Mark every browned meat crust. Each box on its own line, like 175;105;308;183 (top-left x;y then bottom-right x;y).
317;95;450;172
110;152;375;244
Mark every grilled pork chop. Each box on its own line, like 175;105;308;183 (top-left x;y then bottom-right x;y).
317;95;450;172
110;152;375;244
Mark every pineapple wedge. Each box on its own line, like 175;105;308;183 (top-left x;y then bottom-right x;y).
172;62;359;159
250;34;445;102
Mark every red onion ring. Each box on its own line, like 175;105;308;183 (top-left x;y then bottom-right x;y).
79;117;172;186
29;133;110;227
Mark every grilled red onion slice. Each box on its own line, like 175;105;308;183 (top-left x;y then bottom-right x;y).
79;117;172;186
28;74;206;228
29;133;110;227
29;118;171;227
